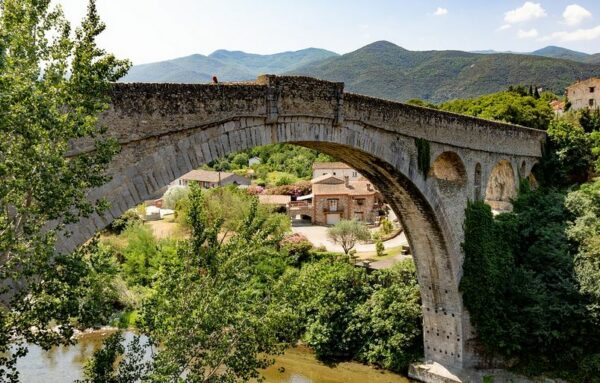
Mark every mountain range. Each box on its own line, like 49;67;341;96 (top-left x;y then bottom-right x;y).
121;48;338;83
119;41;600;103
475;46;600;64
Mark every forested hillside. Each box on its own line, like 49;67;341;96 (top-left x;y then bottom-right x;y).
289;41;600;102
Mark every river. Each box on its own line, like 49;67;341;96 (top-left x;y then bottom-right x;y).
17;331;413;383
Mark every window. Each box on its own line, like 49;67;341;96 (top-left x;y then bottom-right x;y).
328;199;339;212
352;171;358;177
333;172;336;175
355;198;365;206
590;87;596;93
590;99;595;107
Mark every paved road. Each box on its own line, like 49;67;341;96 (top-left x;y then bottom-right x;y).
291;225;409;253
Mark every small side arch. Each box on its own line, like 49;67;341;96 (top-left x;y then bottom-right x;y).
429;151;467;186
485;160;516;211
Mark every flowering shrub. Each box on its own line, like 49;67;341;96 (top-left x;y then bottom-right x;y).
281;233;314;266
265;181;312;197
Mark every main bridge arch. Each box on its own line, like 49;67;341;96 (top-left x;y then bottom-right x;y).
62;76;546;379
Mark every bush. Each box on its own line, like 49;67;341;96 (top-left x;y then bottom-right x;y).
380;217;394;236
281;233;314;267
265;180;312;197
375;239;385;257
107;210;141;234
163;186;190;209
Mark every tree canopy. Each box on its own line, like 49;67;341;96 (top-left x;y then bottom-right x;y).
0;0;129;380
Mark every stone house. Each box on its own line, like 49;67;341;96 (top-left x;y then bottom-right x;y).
566;78;600;111
312;162;362;180
309;174;381;225
170;169;250;188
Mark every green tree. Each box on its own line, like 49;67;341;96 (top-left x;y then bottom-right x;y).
0;0;129;380
78;332;150;383
352;260;423;372
88;184;297;382
327;220;371;255
440;90;554;130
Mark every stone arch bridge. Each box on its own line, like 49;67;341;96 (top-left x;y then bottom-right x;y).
63;75;546;382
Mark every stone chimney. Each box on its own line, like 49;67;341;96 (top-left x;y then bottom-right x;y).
344;176;350;188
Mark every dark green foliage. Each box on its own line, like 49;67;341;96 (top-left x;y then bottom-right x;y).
351;260;423;371
107;210;141;234
579;108;600;133
461;188;600;379
440;89;554;130
415;138;430;178
544;119;593;185
277;258;423;373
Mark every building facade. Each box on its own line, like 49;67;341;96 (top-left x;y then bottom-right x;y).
312;162;362;180
310;174;381;225
566;78;600;111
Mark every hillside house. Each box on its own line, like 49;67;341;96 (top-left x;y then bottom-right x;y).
566;78;600;111
170;169;250;189
290;174;382;225
312;162;362;180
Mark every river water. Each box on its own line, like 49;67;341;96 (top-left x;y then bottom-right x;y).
17;331;413;383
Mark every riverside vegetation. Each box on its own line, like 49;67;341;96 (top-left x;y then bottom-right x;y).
79;185;423;382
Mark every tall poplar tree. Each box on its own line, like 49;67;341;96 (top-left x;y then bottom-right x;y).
0;1;129;380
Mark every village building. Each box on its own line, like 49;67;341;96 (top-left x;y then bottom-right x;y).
312;162;362;180
566;78;600;111
290;174;383;225
170;169;251;189
549;100;565;116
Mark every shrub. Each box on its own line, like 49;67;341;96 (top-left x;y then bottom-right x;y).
163;186;190;209
281;233;314;267
380;217;394;236
107;209;141;234
375;239;385;257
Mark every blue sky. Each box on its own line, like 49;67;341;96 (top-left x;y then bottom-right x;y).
57;1;600;64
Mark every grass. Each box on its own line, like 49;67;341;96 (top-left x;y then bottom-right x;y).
356;245;407;261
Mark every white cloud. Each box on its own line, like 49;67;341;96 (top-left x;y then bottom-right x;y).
434;7;448;16
497;24;512;31
518;28;539;39
563;4;592;26
505;2;547;24
543;25;600;42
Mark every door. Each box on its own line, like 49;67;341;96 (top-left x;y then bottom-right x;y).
327;213;341;225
